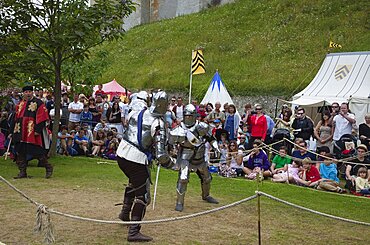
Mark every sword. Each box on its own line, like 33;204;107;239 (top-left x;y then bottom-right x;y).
4;137;12;160
152;164;161;210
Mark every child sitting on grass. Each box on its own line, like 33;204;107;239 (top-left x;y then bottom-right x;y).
355;167;370;196
272;160;302;184
271;146;292;175
296;157;321;187
317;153;345;193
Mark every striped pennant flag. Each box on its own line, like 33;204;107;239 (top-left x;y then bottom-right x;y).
329;41;342;49
191;49;205;75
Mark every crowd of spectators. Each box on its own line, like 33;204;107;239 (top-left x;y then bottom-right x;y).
1;88;369;196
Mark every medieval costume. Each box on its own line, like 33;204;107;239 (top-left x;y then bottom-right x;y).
11;86;53;179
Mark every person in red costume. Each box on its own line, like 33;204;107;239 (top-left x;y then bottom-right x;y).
10;85;53;179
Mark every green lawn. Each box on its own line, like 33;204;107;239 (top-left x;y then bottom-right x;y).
0;156;369;244
92;0;370;99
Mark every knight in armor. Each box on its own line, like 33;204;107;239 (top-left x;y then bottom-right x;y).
116;91;171;242
169;104;220;212
10;85;53;179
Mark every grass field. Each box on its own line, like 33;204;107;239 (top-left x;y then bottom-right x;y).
93;0;370;99
1;156;369;244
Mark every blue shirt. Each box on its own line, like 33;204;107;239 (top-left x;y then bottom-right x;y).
292;150;316;161
319;163;339;183
247;151;271;171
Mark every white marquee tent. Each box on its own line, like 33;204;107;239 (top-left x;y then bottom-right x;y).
201;71;236;111
290;51;370;124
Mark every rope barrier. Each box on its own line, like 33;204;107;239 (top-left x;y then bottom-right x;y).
258;191;370;226
1;175;369;243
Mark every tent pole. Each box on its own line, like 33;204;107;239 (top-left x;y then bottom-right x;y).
189;50;194;104
274;98;279;119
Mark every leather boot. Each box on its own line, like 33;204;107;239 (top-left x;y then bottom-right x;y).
14;168;28;179
45;163;53;179
201;182;219;204
127;218;153;242
118;186;135;221
14;160;28;179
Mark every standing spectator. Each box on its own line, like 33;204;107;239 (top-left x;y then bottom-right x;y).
328;102;340;125
359;113;370;149
68;94;83;131
196;104;207;121
275;110;292;131
278;104;289;119
247;104;267;146
314;110;333;152
0;111;10;138
165;105;176;129
88;97;100;128
169;96;177;111
241;103;253;125
106;101;124;136
79;94;87;105
238;133;249;150
205;103;214;116
45;94;55;113
172;96;184;124
94;84;105;97
332;103;356;152
10;85;53;178
291;107;314;141
100;94;110;121
264;113;275;144
206;101;226;125
80;104;93;128
223;103;229;117
60;92;70;126
224;104;240;141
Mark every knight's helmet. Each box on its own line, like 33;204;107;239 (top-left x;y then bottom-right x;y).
149;91;168;116
183;104;197;127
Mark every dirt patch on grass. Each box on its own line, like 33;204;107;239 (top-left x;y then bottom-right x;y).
1;181;369;244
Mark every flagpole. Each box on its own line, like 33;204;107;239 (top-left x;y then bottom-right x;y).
189;50;194;104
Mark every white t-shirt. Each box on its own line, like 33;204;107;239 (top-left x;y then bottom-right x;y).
333;113;355;140
68;101;84;122
176;105;183;121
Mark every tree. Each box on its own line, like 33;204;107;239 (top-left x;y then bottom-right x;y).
0;0;135;155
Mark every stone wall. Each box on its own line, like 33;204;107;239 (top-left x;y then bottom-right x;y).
123;0;235;30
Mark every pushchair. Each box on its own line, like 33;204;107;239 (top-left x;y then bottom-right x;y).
333;133;358;176
271;128;292;156
333;134;358;159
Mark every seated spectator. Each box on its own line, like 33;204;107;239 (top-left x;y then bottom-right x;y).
91;130;106;157
292;140;316;163
73;128;90;156
296;158;321;187
272;161;302;184
0;129;5;156
355;167;370;196
271;146;292;175
106;101;124;136
80;104;93;128
102;134;119;160
57;125;73;156
238;134;249;150
219;140;243;177
93;118;110;139
317;153;345;193
243;140;271;179
345;144;370;191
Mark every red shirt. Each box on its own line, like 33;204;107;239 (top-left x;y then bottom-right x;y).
248;114;267;140
305;165;321;183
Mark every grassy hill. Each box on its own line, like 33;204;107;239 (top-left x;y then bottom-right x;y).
95;0;370;99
